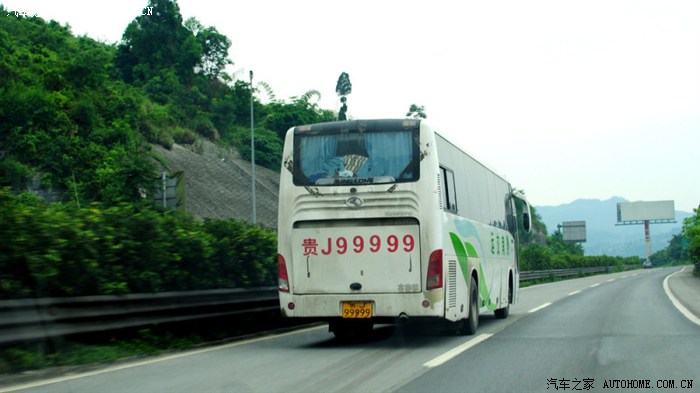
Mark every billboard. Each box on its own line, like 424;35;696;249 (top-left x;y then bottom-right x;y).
562;221;586;243
616;200;675;223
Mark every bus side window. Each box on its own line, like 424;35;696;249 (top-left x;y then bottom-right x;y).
440;166;458;213
506;195;517;235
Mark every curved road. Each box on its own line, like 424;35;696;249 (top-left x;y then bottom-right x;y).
2;267;699;393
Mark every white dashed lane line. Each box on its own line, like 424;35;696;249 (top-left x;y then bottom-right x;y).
424;334;493;368
528;303;552;313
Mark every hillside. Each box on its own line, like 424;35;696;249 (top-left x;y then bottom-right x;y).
537;197;692;257
0;8;337;213
151;140;280;229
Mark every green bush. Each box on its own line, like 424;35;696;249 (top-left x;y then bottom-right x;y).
0;189;277;299
225;126;283;171
519;241;641;274
0;158;31;189
172;127;197;145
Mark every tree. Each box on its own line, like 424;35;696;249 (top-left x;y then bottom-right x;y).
256;81;277;103
335;72;352;120
0;12;159;205
115;0;201;86
651;233;683;266
184;17;233;81
682;208;700;272
235;127;283;171
260;90;333;139
406;104;427;119
548;231;584;256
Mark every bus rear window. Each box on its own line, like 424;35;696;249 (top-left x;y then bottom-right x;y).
293;129;419;186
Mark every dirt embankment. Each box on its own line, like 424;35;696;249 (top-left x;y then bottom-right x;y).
151;140;280;230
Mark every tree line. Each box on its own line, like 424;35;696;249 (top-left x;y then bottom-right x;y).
656;210;700;272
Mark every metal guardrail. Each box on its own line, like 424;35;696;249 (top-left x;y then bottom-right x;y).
520;266;608;281
519;266;609;281
0;287;279;345
520;264;642;281
0;265;634;346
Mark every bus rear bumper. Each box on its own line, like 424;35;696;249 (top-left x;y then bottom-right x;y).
279;291;446;319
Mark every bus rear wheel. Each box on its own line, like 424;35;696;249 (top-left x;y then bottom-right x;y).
494;281;511;319
459;276;479;335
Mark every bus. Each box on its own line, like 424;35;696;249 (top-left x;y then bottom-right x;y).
276;119;531;338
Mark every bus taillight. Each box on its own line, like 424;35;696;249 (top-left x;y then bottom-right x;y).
426;249;443;290
278;254;290;292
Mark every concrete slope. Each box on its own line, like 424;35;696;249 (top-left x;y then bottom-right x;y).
151;140;280;229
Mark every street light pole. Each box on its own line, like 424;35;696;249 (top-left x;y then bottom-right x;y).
250;70;256;224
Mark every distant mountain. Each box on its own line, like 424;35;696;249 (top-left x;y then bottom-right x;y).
536;197;693;257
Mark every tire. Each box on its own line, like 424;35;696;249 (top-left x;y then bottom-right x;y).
459;276;479;335
494;280;511;319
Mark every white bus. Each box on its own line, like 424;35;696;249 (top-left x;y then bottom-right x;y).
277;119;531;338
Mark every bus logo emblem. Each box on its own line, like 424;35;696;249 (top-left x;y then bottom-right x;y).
346;197;363;209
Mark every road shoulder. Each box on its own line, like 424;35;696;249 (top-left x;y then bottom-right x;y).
665;265;700;326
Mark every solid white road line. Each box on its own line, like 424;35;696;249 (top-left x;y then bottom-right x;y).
528;303;552;313
424;334;493;368
663;266;700;328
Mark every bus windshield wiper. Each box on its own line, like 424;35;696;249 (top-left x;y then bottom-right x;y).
304;186;322;197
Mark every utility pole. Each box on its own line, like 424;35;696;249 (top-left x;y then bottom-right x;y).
250;70;256;224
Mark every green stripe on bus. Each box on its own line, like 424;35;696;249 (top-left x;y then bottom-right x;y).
449;232;496;311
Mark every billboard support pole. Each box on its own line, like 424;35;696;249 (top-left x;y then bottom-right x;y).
616;201;676;262
644;219;651;261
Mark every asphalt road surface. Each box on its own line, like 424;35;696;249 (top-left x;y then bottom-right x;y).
2;267;698;393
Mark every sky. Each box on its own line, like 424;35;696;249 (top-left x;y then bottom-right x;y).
3;0;700;213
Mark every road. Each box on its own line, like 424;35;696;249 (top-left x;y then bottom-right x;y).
2;267;699;393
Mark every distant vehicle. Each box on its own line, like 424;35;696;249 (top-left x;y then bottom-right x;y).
276;119;532;338
643;260;652;269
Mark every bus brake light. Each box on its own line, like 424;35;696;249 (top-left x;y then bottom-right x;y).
426;249;443;290
278;254;290;292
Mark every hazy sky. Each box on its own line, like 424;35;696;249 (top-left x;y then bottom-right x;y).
3;0;699;213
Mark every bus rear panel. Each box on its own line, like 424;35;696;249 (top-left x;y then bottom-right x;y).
276;119;530;336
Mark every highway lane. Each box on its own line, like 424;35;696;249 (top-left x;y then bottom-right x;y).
2;267;697;393
398;267;700;392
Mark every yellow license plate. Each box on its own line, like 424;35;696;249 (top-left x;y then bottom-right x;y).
341;302;372;319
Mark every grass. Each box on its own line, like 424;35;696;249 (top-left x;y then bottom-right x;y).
0;329;204;374
0;311;296;375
